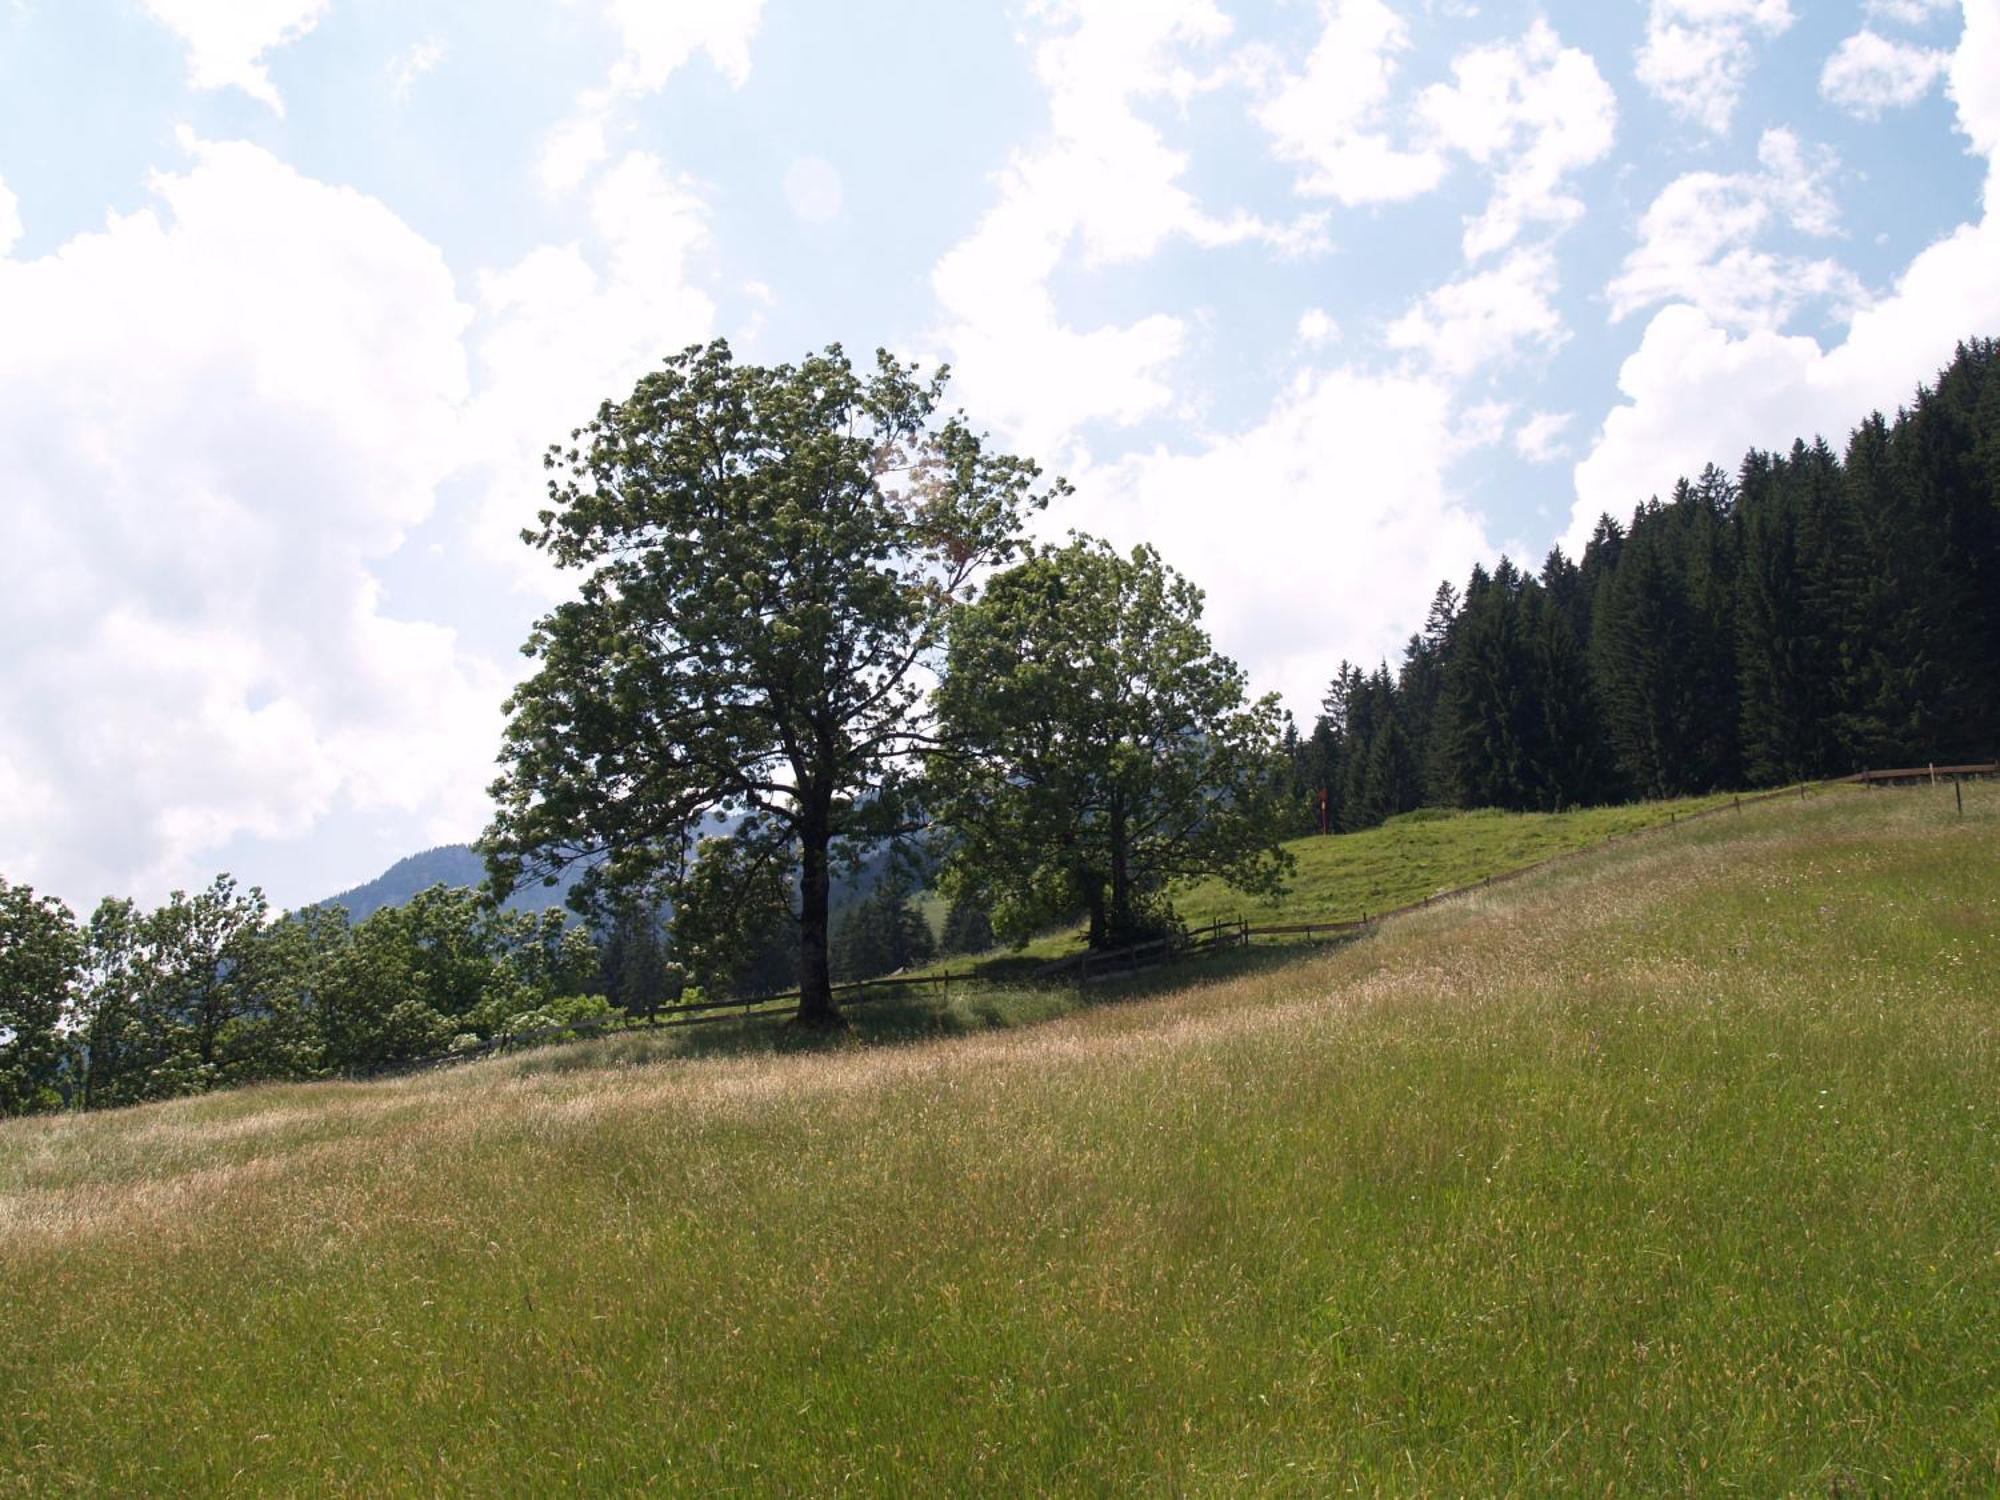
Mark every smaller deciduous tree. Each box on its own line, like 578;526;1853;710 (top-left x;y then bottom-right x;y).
929;537;1292;950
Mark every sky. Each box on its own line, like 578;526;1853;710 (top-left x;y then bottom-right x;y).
1;0;1996;914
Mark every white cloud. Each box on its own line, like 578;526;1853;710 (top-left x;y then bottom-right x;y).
389;38;446;102
1608;128;1862;331
1297;307;1341;346
1065;365;1490;714
137;0;329;114
0;138;504;907
932;0;1312;463
1636;0;1794;136
1415;20;1618;260
1514;410;1573;462
539;0;766;195
0;177;19;256
1949;0;2000;205
598;0;763;92
1821;29;1950;117
1568;0;2000;556
1454;398;1513;453
464;152;718;593
1256;0;1446;205
1387;244;1565;376
1866;0;1956;23
537;106;614;197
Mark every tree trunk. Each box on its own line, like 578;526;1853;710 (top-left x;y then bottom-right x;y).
1083;875;1107;951
1108;796;1132;945
795;800;842;1029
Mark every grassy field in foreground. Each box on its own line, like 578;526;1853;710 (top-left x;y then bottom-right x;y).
2;783;1995;1493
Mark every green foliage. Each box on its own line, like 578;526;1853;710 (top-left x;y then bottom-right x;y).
1283;338;2000;822
938;895;995;957
482;339;1059;1022
931;537;1292;949
669;834;798;999
0;877;79;1116
1435;559;1611;811
830;871;937;981
134;876;270;1095
491;992;621;1043
598;901;676;1017
48;877;611;1107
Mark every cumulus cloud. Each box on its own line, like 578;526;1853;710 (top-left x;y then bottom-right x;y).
932;0;1313;463
1256;0;1445;205
1867;0;1956;23
539;0;766;195
0;177;19;256
1949;0;2000;200
1297;307;1341;346
1566;0;2000;555
1387;244;1566;377
1821;29;1950;118
1608;128;1862;331
137;0;330;113
1636;0;1794;136
1415;20;1618;261
1514;410;1573;462
1064;366;1491;714
465;151;719;594
0;138;505;907
389;38;446;103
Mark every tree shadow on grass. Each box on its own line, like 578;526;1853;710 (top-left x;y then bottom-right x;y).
506;936;1359;1079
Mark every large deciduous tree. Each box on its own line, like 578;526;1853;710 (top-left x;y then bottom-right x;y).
482;340;1057;1025
929;537;1292;950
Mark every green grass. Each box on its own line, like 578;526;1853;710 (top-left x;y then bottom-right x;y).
2;782;1995;1494
968;790;1745;967
1173;791;1744;927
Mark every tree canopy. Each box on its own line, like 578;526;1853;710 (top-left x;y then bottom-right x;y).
929;537;1292;949
481;339;1062;1024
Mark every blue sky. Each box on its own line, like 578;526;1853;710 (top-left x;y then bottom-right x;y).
1;0;1996;912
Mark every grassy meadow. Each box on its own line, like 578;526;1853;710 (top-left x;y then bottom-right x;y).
2;782;1996;1493
957;789;1745;969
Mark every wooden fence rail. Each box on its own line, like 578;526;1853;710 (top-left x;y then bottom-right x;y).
1832;762;1997;785
372;765;1984;1077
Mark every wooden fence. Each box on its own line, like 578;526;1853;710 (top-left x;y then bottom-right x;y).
1030;776;1850;985
1834;762;1997;785
375;967;971;1077
379;765;1986;1074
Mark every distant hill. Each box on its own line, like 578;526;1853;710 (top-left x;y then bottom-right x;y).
321;824;922;927
319;844;585;923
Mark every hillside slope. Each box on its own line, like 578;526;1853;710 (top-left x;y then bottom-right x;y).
2;785;1994;1493
318;843;585;921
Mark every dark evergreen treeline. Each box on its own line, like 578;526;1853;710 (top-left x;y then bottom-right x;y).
1280;340;2000;832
